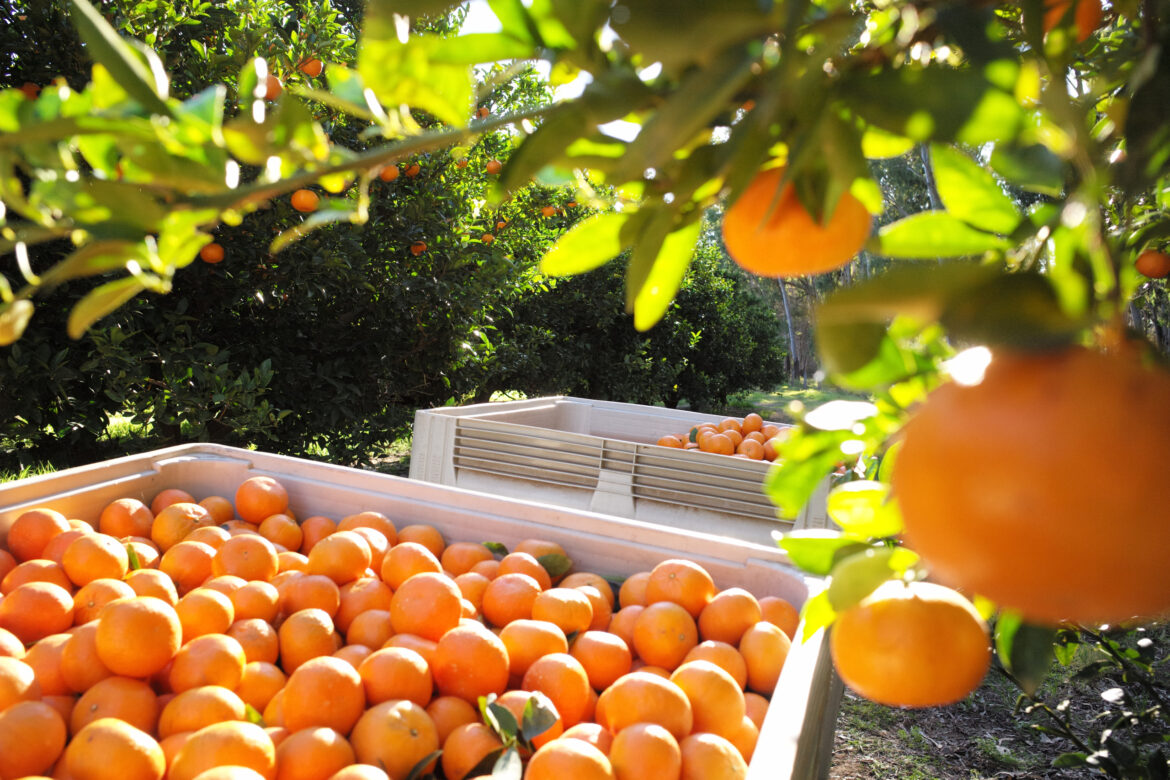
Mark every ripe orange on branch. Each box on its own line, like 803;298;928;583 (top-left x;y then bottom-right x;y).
892;345;1170;625
1136;249;1170;279
298;57;324;77
200;243;225;264
1042;0;1103;42
290;189;319;213
721;167;872;277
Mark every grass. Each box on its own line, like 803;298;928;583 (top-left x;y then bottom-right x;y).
724;383;871;420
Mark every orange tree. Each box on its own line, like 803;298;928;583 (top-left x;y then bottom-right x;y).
3;0;1170;768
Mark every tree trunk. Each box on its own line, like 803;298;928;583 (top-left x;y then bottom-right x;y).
778;279;803;387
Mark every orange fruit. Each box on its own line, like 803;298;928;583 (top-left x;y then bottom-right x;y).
570;630;632;691
169;633;246;693
595;671;693;740
389;571;462;641
333;643;372;669
632;601;698;671
561;722;613;755
432;623;509;704
0;582;75;643
279;608;339;672
151;488;196;515
532;587;593;635
395;525;444;558
0;655;41;710
99;498;154;539
298;57;324;77
2;558;73;594
329;767;389;780
758;595;799;639
404;163;421;177
440;542;493;576
380;542;441;590
744;691;769;729
682;640;748;690
350;699;438;779
199;496;236;524
425;695;479;746
698;588;761;645
95;596;181;677
169;721;276;780
234;477;289;525
610;722;681;780
60;622;113;692
496;552;552;590
576;585;614;631
160;541;217;595
526;736;614;780
735;439;764;460
382;634;437;668
357;647;433;707
1043;0;1103;41
656;434;685;448
199;243;225;264
151;503;215;552
522;652;591;727
158;685;246;739
307;531;371;585
64;718;165;780
0;699;67;778
236;661;286;712
265;74;283;100
230;581;280;623
72;676;160;735
830;580;990;708
1136;249;1170;279
0;628;23;658
299;517;337;554
379;165;399;182
481;572;542;627
894;346;1170;624
452;571;490;614
259;514;303;552
498;619;568;680
188;526;232;550
494;689;563;749
698;433;734;455
645;559;716;618
738;621;791;695
722;166;872;277
476;106;489;118
485;159;503;175
607;606;643;650
74;578;136;624
176;588;236;643
678;732;747;780
273;726;353;780
409;241;427;256
669;660;746;738
0;550;16;583
346;611;392;653
283;656;364;735
335;578;393;633
440;722;503;780
541;205;557;217
7;507;70;562
225;619;279;665
213;534;279;582
726;713;759;762
22;632;71;696
281;574;341;618
741;413;763;434
337;512;397;547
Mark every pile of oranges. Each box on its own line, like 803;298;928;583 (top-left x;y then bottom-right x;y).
0;475;801;780
655;413;787;461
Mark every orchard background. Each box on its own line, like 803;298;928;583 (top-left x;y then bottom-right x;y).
2;0;1170;776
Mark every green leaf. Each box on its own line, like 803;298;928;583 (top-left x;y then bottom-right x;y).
537;553;573;580
244;704;264;725
0;300;34;346
826;548;898;611
430;33;534;64
861;126;915;159
765;444;843;520
989;143;1066;197
67;276;146;339
270;209;361;253
816;321;888;375
125;543;142;571
776;530;868;576
386;0;463;14
69;0;173;117
825;481;904;539
633;219;702;331
939;272;1084;349
995;611;1056;696
519;691;560;743
491;747;523;780
404;750;444;780
875;440;902;484
1052;753;1090;768
540;213;628;276
800;589;837;642
931;145;1020;234
874;212;1013;258
482;541;508;556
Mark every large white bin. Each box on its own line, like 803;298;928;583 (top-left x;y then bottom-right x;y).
0;443;841;780
410;396;831;546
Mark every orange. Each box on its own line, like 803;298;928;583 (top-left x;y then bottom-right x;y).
170;721;276;780
452;571;490;614
0;549;16;583
741;413;763;434
299;517;337;554
532;587;593;635
499;619;568;679
607;606;643;650
1136;249;1170;279
151;488;196;515
0;582;75;643
610;722;681;780
830;580;990;708
439;542;493;576
541;205;557;217
595;671;693;740
350;699;438;779
298;57;324;77
440;722;503;780
337;512;398;548
60;622;114;692
0;700;67;779
522;652;591;727
497;552;552;590
290;189;320;213
346;529;386;573
379;165;399;182
396;525;444;558
99;498;154;539
169;633;246;693
357;647;433;707
657;435;685;448
264;73;283;100
279;608;339;672
893;346;1170;625
380;542;441;590
73;577;136;624
151;503;215;552
382;634;437;668
432;623;509;703
7;507;70;562
410;241;427;256
258;514;302;552
343;607;392;649
758;596;799;639
726;713;759;762
481;572;542;627
618;572;650;608
682;640;748;690
307;531;371;585
176;588;236;643
485;159;503;175
236;661;286;712
234;477;289;525
721;166;872;277
95;596;182;677
2;558;73;594
425;695;479;746
188;526;232;550
65;718;165;780
158;685;246;739
329;767;389;780
744;691;769;729
1043;0;1103;41
283;656;364;734
160;541;217;595
513;538;568;563
0;627;23;658
738;620;791;695
526;737;614;780
645;559;716;618
571;630;632;691
561;722;613;755
213;534;279;582
199;496;236;524
281;574;341;618
389;571;462;641
698;433;734;455
470;558;500;579
669;660;746;738
274;727;353;780
493;689;562;750
72;676;160;735
404;163;421;177
576;585;614;630
202;575;245;597
333;643;373;669
199;243;225;264
22;632;71;696
229;617;281;664
230;581;280;623
678;732;747;780
0;655;41;710
735;439;764;459
278;551;310;574
698;588;761;645
632;601;698;671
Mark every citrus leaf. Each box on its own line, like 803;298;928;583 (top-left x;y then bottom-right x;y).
931;145;1021;234
404;750;444;780
825;481;903;539
940;272;1084;350
861;126;915;159
874;212;1014;258
482;541;508;556
520;691;560;743
537;553;572;580
776;530;867;576
827;547;899;611
67;276;146;339
491;747;522;780
989;143;1065;197
633;219;702;331
125;543;142;571
995;611;1056;696
0;300;34;346
539;213;628;276
244;704;264;725
800;589;837;642
765;446;842;521
875;440;902;484
69;0;172;117
464;749;506;779
358;26;474;128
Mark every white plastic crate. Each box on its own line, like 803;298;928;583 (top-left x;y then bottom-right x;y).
411;396;831;546
0;443;841;780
